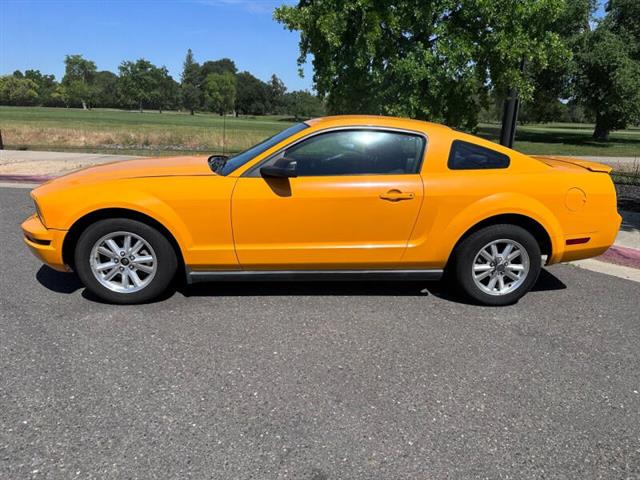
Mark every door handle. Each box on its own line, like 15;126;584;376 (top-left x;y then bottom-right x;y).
379;190;415;201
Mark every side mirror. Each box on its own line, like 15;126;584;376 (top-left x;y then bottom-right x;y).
260;165;297;178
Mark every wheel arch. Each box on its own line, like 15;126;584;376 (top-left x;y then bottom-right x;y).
446;213;553;267
62;208;185;270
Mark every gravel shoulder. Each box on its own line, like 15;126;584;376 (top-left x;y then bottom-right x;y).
0;150;142;176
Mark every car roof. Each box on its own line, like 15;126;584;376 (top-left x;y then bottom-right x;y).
305;115;452;135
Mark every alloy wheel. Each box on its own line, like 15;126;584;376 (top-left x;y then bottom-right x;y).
471;239;530;296
89;231;157;293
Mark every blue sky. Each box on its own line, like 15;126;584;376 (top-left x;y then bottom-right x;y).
0;0;314;90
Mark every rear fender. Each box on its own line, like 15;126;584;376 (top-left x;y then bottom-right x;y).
442;193;565;265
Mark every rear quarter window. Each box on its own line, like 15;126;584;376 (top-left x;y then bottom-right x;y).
448;140;510;170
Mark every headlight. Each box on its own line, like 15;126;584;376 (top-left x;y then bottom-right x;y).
33;199;46;227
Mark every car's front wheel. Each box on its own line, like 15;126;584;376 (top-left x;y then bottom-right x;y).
74;218;177;304
453;224;541;306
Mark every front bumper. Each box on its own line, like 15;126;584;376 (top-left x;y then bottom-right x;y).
21;214;69;272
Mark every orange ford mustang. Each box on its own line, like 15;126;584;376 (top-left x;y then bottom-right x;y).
22;115;621;305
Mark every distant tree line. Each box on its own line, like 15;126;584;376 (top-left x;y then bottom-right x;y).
0;50;325;119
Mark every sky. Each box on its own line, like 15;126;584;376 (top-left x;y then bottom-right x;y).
0;0;314;91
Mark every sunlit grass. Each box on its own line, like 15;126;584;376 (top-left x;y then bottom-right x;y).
1;106;638;157
0;106;294;155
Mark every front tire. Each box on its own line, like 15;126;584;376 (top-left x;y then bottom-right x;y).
74;218;177;304
452;224;541;306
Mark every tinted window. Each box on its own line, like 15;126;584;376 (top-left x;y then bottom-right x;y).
219;123;309;175
448;140;510;170
263;129;425;177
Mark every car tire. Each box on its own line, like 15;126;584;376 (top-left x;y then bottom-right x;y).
74;218;177;304
452;224;541;306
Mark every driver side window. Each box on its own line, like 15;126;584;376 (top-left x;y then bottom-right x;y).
261;129;425;177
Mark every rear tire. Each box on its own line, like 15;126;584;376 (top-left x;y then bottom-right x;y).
74;218;177;304
452;224;541;306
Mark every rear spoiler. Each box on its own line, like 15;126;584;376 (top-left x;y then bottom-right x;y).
532;156;613;173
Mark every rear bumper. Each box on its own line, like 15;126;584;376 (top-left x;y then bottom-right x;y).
21;214;69;272
557;212;622;263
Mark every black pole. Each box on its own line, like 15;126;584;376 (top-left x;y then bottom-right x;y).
0;129;3;150
499;88;520;148
499;59;525;149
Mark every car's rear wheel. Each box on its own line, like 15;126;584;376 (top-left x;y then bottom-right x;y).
74;218;177;304
453;224;541;306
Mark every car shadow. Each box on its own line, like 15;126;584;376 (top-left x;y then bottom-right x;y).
179;268;566;304
36;265;83;294
36;265;566;305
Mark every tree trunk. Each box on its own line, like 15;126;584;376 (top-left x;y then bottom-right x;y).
139;100;143;113
190;109;194;115
593;114;609;141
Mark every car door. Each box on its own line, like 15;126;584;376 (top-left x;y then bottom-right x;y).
231;128;426;269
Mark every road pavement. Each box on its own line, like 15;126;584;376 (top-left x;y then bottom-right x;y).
1;186;639;479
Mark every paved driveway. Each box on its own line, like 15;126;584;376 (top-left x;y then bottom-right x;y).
1;187;639;478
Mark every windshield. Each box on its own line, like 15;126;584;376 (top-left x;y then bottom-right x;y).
217;122;309;176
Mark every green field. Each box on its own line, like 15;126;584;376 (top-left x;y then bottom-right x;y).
0;106;294;156
478;123;640;157
0;106;639;158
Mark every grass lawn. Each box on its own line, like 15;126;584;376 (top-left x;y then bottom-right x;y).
0;106;295;156
478;122;640;157
0;106;638;158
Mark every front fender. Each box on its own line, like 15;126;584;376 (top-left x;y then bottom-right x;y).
40;179;193;252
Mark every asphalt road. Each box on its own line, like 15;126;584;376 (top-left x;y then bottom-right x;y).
1;186;639;479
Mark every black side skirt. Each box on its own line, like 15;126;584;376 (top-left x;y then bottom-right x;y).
186;269;443;284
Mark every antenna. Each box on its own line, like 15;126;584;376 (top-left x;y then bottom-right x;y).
222;113;227;157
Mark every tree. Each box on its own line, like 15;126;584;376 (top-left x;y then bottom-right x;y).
181;49;201;115
575;28;640;140
200;58;237;81
282;90;325;120
573;0;640;140
203;72;236;115
235;71;270;115
0;75;39;105
152;66;180;113
93;71;119;108
118;59;161;112
518;0;596;124
268;74;287;113
275;0;573;130
23;69;59;106
62;54;97;109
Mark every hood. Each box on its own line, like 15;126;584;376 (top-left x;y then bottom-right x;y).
44;155;214;187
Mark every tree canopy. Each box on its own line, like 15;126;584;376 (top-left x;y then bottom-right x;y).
575;0;640;139
275;0;581;130
0;75;39;105
181;49;202;115
203;72;236;115
61;54;98;108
